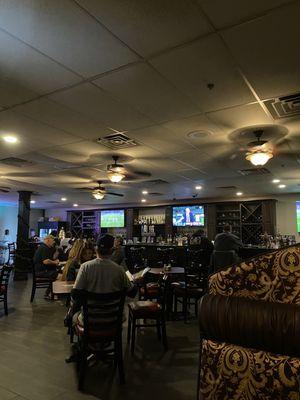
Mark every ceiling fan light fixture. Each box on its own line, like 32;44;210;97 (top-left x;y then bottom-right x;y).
92;190;105;200
246;150;273;166
108;171;125;183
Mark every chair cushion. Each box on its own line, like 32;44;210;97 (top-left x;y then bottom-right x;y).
128;301;162;317
199;293;300;358
139;283;159;297
0;285;6;294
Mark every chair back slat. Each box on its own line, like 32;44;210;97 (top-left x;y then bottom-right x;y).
0;265;13;287
81;290;126;340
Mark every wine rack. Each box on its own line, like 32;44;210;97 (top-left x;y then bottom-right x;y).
240;202;263;245
69;210;97;238
216;203;241;237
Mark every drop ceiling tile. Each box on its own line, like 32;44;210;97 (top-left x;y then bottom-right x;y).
36;140;111;165
131;125;196;153
162;114;224;137
77;0;212;56
93;63;199;122
0;110;81;156
15;98;110;140
49;82;153;131
207;103;272;132
0;78;37;108
176;169;207;180
172;150;212;169
145;158;189;172
198;0;292;29
0;29;80;97
222;2;300;99
0;0;138;77
151;34;255;112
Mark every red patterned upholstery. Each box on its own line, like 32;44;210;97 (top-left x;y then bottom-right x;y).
0;285;6;294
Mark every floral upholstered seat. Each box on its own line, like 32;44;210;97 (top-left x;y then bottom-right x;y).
198;244;300;400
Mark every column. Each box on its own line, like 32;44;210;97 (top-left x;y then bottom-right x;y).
14;191;32;280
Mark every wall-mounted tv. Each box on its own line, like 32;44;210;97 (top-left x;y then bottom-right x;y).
296;201;300;232
172;205;205;227
100;209;125;228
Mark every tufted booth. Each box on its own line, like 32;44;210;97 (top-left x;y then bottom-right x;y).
198;244;300;400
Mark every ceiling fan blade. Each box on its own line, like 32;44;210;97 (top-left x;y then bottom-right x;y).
106;192;124;197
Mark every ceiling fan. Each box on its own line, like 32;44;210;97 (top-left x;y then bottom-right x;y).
77;181;124;200
245;130;274;166
106;155;151;182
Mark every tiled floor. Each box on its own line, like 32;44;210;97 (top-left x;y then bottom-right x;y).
0;279;199;400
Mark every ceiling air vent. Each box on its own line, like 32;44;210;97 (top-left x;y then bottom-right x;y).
216;186;237;190
46;201;61;204
264;92;300;119
143;179;169;185
148;192;163;196
238;168;271;176
97;133;139;149
0;157;34;167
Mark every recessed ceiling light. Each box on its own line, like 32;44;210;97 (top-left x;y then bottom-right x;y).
73;203;78;207
278;184;286;189
272;179;280;183
30;200;36;204
236;192;243;196
3;136;18;143
195;185;202;190
61;197;67;201
142;190;148;195
141;199;146;203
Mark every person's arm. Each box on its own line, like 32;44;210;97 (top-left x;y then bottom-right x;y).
120;270;137;298
43;258;59;266
73;264;87;290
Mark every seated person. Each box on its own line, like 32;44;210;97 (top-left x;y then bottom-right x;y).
65;240;95;282
110;236;127;271
60;231;73;249
33;235;59;298
71;234;135;325
214;224;243;256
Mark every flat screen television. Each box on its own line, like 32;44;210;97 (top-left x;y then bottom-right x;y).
297;201;300;232
172;205;205;227
100;209;125;228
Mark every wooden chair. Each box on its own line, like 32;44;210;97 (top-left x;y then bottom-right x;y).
73;290;126;390
30;266;55;302
0;265;13;315
7;243;16;265
173;265;205;323
127;275;168;354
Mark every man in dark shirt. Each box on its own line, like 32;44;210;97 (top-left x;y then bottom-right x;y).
110;236;127;271
214;225;243;253
33;235;59;282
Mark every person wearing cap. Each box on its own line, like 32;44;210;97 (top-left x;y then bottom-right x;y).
33;235;59;298
72;234;133;296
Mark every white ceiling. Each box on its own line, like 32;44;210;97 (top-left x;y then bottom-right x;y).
0;0;299;209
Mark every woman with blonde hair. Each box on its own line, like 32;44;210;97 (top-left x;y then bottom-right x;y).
62;239;95;281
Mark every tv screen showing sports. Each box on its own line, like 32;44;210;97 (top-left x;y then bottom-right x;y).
173;205;205;227
100;209;125;228
297;202;300;232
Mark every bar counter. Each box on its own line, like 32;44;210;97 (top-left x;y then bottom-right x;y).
125;242;272;269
